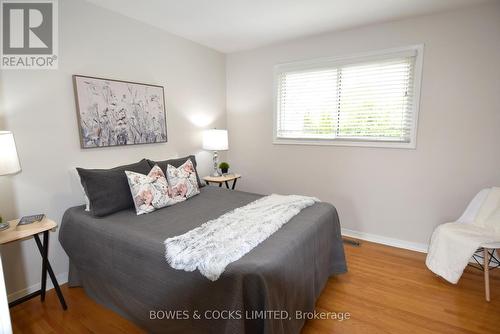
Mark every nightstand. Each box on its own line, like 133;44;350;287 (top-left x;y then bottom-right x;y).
203;174;241;190
0;218;67;310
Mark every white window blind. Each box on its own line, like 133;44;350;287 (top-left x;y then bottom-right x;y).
275;46;422;148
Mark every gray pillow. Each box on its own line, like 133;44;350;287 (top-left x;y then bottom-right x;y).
147;155;204;188
77;159;151;217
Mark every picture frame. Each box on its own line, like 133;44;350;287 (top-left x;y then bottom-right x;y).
73;75;167;149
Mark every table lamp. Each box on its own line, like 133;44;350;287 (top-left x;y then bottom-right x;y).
0;131;21;231
202;129;228;176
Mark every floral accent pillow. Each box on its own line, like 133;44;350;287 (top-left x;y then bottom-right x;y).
166;159;200;199
126;165;185;215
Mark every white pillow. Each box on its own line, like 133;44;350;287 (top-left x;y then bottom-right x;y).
166;159;200;199
126;165;185;215
83;194;90;211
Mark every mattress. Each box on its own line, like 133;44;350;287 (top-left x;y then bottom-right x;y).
59;186;347;334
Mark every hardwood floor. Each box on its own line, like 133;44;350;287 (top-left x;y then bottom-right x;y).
10;240;500;334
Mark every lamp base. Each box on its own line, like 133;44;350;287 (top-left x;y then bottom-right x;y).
212;151;220;177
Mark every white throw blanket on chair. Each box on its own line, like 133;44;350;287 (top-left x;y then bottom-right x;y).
164;194;319;281
426;187;500;283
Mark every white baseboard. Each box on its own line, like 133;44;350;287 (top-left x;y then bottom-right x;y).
7;271;68;303
342;228;429;253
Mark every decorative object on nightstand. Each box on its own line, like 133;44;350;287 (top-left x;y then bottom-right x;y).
0;131;21;231
16;214;46;231
204;174;241;190
203;129;228;177
0;217;67;310
219;162;230;174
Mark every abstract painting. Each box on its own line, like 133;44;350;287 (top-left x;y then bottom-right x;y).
73;75;167;148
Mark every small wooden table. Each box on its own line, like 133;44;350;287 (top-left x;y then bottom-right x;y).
203;174;241;190
0;218;67;310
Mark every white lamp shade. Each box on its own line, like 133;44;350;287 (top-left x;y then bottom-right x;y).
0;131;21;175
202;129;228;151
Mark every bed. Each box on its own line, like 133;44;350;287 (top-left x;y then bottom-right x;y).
59;186;347;334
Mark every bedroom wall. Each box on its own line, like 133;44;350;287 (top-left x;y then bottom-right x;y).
0;0;226;297
226;3;500;248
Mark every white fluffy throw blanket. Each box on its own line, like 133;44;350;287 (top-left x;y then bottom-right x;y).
426;187;500;283
164;194;318;281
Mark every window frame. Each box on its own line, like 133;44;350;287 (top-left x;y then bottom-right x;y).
272;45;424;149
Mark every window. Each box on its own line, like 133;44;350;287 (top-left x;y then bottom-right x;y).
274;45;423;148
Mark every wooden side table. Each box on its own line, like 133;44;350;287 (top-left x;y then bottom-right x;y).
0;218;67;310
203;174;241;190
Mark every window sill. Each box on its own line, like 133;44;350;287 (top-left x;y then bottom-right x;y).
272;137;417;149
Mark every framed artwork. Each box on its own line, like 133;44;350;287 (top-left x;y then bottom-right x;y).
73;75;167;148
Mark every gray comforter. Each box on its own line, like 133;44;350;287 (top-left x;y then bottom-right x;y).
59;187;346;334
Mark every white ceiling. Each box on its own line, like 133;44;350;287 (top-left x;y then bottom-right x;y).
86;0;493;53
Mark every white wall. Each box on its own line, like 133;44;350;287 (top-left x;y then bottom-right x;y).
0;0;226;297
226;3;500;246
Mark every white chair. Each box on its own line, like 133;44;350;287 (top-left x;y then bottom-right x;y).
427;188;500;301
459;189;500;301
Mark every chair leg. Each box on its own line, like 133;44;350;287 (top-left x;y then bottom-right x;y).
484;248;490;302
